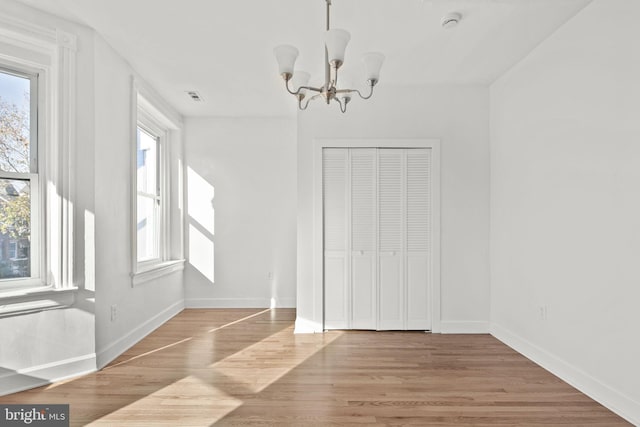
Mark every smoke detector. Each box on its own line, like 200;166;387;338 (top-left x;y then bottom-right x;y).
441;12;462;29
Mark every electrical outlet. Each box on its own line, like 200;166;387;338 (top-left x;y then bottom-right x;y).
110;304;117;322
268;272;274;281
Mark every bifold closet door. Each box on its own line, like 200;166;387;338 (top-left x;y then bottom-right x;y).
322;148;377;329
405;149;431;329
377;149;404;330
323;147;431;331
350;149;377;329
323;148;349;329
377;148;431;330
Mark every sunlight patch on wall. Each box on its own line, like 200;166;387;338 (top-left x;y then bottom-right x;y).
186;167;214;233
186;166;215;283
188;223;214;283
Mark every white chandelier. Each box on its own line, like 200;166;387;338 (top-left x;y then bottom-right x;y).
273;0;385;113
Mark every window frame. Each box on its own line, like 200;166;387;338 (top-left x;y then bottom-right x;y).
0;65;42;290
0;17;78;315
136;115;166;267
130;79;184;286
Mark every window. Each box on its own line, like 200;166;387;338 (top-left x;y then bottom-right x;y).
131;82;184;285
0;17;77;314
8;241;17;259
0;67;40;286
136;125;162;263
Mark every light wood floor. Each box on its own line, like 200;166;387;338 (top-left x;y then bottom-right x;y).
1;308;630;426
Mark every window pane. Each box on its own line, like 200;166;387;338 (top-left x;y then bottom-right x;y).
0;70;31;174
137;194;159;261
137;127;158;195
0;178;31;279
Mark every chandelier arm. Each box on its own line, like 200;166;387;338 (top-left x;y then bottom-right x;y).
285;79;323;96
329;64;338;90
298;98;310;111
353;84;375;100
300;85;323;93
299;93;323;110
335;96;349;113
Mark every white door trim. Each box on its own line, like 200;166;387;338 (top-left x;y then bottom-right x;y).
313;138;441;332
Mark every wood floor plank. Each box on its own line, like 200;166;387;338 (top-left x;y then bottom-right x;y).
0;308;631;426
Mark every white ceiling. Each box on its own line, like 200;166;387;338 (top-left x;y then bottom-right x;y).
15;0;591;117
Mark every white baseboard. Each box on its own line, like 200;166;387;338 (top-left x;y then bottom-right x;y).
491;323;640;426
275;297;296;308
185;297;296;309
0;353;96;396
96;300;184;369
440;320;490;334
294;316;323;334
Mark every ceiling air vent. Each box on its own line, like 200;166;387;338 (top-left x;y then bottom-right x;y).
186;91;204;102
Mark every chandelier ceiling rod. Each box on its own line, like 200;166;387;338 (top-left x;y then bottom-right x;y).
273;0;385;113
324;0;330;96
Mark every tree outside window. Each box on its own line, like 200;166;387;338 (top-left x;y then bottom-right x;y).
0;69;33;280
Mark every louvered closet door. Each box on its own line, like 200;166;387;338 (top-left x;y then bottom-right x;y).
323;148;349;329
377;149;405;330
323;147;432;331
350;149;377;329
377;148;431;330
406;149;431;329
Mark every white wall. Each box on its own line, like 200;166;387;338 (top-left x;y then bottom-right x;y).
490;0;640;423
296;85;490;332
92;36;185;368
184;117;297;308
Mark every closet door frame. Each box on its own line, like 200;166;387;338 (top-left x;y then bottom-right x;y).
313;138;441;332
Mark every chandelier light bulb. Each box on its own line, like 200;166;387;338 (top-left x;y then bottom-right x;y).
291;71;311;95
273;45;299;77
363;52;385;83
324;29;351;67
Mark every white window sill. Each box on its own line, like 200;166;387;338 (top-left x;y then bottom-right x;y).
0;286;78;318
131;259;185;286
